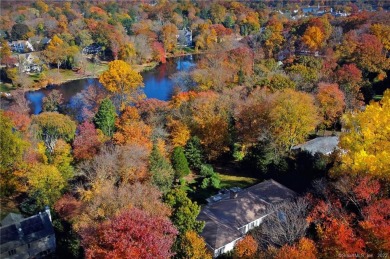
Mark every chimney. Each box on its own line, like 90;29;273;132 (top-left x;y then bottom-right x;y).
230;189;238;199
45;206;52;222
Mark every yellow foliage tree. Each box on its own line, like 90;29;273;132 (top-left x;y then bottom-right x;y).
333;90;390;179
162;23;178;53
167;118;191;147
270;89;320;152
27;163;66;207
99;60;144;109
180;231;212;259
371;23;390;53
302;26;325;51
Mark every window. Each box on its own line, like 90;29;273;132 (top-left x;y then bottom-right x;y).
28;243;31;249
8;249;16;256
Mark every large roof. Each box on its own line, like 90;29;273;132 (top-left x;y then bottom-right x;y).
292;136;339;155
198;179;296;250
0;211;54;252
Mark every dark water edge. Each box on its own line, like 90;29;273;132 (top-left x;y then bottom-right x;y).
25;55;197;115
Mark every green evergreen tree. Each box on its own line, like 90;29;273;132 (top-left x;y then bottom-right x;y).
165;188;204;234
93;98;116;137
184;136;204;170
172;146;190;179
149;144;174;194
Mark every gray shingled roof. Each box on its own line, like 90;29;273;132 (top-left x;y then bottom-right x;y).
198;179;296;250
291;136;339;155
0;212;54;252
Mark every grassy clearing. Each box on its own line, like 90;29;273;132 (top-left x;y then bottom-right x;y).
0;82;15;92
218;173;259;189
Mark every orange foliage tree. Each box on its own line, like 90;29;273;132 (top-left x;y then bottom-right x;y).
316;83;345;129
275;238;317;259
180;230;212;259
233;235;258;259
113;106;152;151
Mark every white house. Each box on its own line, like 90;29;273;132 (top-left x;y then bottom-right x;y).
198;179;296;257
9;40;34;53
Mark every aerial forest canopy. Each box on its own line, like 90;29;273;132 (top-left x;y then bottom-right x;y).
0;0;389;258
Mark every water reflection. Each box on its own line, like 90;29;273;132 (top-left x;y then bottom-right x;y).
26;55;196;115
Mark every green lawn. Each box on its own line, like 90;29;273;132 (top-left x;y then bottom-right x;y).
218;173;259;189
0;82;15;92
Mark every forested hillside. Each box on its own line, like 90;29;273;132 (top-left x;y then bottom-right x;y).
0;1;389;258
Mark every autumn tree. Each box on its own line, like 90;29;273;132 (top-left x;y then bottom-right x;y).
0;40;16;67
333;90;390;179
118;42;136;64
302;26;325;51
162;23;178;53
167;118;190;147
113;106;152;150
275;238;317;259
32;112;76;153
42;90;64;112
189;92;230;159
354;33;390;74
269;89;320;153
27;163;66;207
180;231;212;259
370;23;390;54
316;83;345;129
42;34;78;72
317;218;365;257
234;235;258;259
81;207;178;259
99;60;144;109
335;63;364;110
0;112;28;195
256;198;309;247
73;121;102;161
360;199;390;254
93;98;116;137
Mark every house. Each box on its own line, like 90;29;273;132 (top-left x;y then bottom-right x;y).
291;136;339;155
198;179;296;257
177;28;193;47
0;207;56;258
29;37;51;51
17;53;42;73
83;43;102;55
9;40;34;53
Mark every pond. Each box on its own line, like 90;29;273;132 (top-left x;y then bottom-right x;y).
26;55;197;115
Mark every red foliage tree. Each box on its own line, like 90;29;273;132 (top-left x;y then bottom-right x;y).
316;82;345;129
73;121;101;161
82;207;178;259
54;194;82;222
360;199;390;253
3;110;31;132
335;63;364;110
318;218;365;257
152;41;166;63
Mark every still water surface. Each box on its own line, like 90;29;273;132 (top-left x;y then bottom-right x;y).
26;55;196;114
